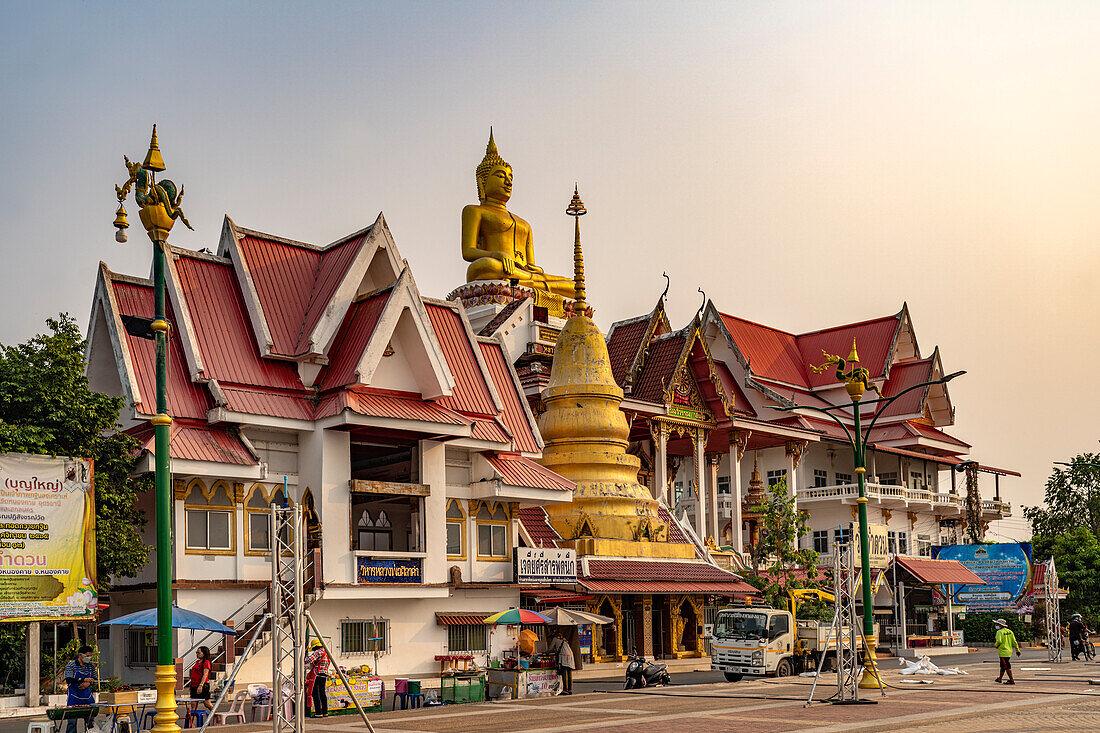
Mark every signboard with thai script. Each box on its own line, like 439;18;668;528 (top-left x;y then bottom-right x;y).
850;522;889;569
0;453;97;621
934;542;1031;611
356;557;422;584
514;547;577;584
325;674;383;713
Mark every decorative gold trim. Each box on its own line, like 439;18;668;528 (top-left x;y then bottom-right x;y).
150;414;172;426
446;499;468;561
730;430;751;462
785;440;807;470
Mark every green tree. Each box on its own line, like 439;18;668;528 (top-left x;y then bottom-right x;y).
0;314;150;584
1031;526;1100;625
1023;453;1100;539
743;478;820;606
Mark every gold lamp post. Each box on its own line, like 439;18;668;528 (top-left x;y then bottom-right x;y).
114;125;193;733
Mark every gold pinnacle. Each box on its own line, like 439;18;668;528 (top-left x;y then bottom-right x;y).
566;185;587;310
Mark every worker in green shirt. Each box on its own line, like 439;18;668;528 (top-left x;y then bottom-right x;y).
994;618;1021;684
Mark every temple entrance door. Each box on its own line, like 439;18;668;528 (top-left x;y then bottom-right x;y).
652;605;666;658
621;608;636;656
597;598;617;658
678;599;698;653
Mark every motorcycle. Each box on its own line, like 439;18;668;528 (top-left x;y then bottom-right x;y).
624;655;672;689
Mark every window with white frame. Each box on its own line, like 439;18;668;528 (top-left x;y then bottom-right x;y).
812;530;829;554
766;469;787;487
717;476;731;494
447;624;487;652
917;534;932;557
888;531;897;554
897;531;909;555
127;628;157;667
185;482;234;552
834;472;853;485
341;619;388;655
476;502;509;559
910;473;924;491
446;499;466;558
813;469;828;488
357;509;393;551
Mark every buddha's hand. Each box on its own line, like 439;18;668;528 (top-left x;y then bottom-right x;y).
495;253;517;276
527;264;544;274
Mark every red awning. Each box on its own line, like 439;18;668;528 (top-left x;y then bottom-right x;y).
892;557;985;585
520;589;594;604
485;452;575;492
435;613;489;626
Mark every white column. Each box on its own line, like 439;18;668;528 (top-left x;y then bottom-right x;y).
729;432;746;554
694;429;707;540
653;422;668;505
420;439;448;584
707;454;720;543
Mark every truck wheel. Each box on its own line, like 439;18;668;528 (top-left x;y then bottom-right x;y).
776;659;793;677
723;672;743;682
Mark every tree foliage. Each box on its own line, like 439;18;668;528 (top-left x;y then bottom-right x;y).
0;314;150;585
743;478;821;605
959;612;1031;644
1031;526;1100;626
1023;453;1100;539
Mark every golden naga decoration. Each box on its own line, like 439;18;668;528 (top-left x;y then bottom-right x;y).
461;130;575;297
810;338;883;401
114;125;193;244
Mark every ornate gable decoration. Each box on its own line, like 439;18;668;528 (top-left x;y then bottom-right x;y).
662;323;736;424
625;299;673;389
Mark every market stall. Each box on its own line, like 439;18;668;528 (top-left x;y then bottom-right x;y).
889;556;985;654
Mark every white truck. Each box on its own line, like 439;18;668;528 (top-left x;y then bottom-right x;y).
710;593;879;681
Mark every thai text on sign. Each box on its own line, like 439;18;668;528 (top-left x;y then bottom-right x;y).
356;558;422;584
514;548;576;583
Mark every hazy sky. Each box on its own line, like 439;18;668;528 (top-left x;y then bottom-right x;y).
2;2;1098;514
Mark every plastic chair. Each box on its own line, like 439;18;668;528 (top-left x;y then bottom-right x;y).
140;710;157;731
212;691;249;726
186;710;208;729
249;701;271;722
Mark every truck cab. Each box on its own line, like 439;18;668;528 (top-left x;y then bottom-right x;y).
710;607;796;680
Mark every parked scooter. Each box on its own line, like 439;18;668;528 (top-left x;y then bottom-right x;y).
624;655;672;689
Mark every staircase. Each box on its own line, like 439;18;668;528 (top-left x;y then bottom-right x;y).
183;549;322;684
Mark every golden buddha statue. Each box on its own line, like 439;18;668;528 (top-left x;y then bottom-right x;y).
461;131;576;297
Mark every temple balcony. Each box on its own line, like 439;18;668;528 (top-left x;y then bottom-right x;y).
797;482;940;508
982;498;1011;518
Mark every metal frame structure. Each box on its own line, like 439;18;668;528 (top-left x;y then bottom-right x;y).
1045;558;1063;663
271;502;305;733
833;542;861;702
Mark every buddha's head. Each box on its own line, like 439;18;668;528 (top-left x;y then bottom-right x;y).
476;129;512;204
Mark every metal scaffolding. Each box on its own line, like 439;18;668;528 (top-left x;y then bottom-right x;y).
271;502;305;733
1044;558;1063;664
833;541;862;702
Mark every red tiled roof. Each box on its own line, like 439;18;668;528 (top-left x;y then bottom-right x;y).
892;557;985;586
906;422;971;448
132;421;256;465
517;507;562;549
436;613;489;626
111;280;213;419
579;579;758;595
607;317;651;385
478;341;539;453
426;304;497;417
631;332;686;402
719;311;900;389
584;559;745;583
173;253;304;391
797;315;898;388
220;386;314;421
469;418;512;444
316;387;467;426
876;358;934;417
486;453;575;492
316;291;390;391
236;230;370;357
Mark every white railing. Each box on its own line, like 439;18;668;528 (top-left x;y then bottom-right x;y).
799;482;946;506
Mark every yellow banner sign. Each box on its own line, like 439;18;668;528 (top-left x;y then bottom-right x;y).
850;522;890;570
0;453;97;621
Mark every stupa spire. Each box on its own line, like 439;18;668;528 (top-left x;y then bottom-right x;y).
566;184;587;310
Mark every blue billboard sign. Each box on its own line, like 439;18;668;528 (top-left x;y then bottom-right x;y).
933;542;1031;611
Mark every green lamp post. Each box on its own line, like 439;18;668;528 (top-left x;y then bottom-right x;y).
114;126;193;733
777;339;964;690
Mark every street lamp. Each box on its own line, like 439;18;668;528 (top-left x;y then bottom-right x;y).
114;126;193;733
775;339;964;690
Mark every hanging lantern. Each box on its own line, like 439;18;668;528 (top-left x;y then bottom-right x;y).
113;203;129;243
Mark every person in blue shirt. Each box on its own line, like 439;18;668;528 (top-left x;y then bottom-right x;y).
64;645;98;733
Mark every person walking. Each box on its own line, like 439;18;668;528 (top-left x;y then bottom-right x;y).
994;618;1021;684
64;645;98;733
305;639;330;717
548;631;575;695
1068;613;1089;661
188;646;214;713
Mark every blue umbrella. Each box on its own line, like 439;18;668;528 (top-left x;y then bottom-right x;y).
99;606;235;634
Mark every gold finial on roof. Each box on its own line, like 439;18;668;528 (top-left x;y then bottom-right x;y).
142;124;166;172
566;184;587;310
847;338;860;364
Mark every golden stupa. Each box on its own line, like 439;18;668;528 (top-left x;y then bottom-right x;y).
538;187;693;560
